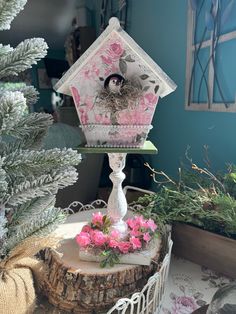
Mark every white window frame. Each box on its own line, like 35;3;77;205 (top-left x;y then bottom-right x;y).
185;2;236;112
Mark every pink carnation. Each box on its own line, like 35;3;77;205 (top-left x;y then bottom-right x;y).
130;237;142;250
118;241;132;254
110;230;120;239
126;218;137;229
92;212;104;226
81;225;91;233
91;230;107;246
143;232;151;242
147;219;157;232
135;215;148;228
108;239;119;248
75;232;91;247
129;228;142;237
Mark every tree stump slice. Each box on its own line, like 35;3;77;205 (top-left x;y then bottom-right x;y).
39;209;162;313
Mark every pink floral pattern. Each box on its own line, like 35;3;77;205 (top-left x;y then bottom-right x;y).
70;32;161;130
162;256;234;314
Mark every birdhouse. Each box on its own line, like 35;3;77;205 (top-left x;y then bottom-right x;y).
55;18;177;147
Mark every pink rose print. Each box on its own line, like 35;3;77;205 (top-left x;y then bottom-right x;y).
145;93;158;105
108;42;124;60
95;113;110;124
71;86;80;106
101;55;113;65
79;108;89;124
80;63;100;80
140;93;158;111
172;296;198;314
117;109;152;125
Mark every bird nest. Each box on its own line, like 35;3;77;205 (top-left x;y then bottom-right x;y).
96;80;143;113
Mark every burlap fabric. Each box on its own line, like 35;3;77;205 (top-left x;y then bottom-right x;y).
0;237;58;314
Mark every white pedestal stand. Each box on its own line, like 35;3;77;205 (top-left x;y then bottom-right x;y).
77;141;157;238
107;153;128;238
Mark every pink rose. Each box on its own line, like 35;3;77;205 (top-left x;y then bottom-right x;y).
147;219;157;232
108;42;124;60
118;241;132;254
91;230;107;246
81;225;91;233
75;232;91;247
130;237;142;250
172;296;198;314
143;232;151;242
92;212;104;226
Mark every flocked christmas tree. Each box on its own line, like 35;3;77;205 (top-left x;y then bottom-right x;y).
0;0;81;260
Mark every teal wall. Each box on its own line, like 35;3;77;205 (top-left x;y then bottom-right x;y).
127;0;236;177
32;49;65;112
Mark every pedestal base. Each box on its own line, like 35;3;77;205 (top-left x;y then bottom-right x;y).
39;210;162;313
79;237;161;266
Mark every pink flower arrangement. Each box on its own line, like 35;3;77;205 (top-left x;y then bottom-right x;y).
75;212;158;267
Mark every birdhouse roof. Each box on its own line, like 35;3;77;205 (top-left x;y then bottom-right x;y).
55;17;176;98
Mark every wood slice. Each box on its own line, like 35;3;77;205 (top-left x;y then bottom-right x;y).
39;210;162;313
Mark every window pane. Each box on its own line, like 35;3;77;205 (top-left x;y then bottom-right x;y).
192;47;210;103
213;38;236;103
194;0;212;44
220;1;236;35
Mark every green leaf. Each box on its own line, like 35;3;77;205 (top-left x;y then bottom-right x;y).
125;55;135;62
154;85;160;94
119;59;127;75
140;74;149;80
143;86;150;92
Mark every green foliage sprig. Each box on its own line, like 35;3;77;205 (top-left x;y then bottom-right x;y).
138;154;236;239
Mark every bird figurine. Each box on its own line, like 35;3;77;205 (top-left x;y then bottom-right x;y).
104;73;125;94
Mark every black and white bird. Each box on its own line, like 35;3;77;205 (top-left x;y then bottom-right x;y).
104;74;125;94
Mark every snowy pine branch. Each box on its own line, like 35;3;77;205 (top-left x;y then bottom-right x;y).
0;0;27;30
0;44;13;57
0;91;27;135
1;112;53;139
8;166;78;206
0;82;39;105
3;148;81;179
0;38;48;79
0;157;8;200
4;206;65;254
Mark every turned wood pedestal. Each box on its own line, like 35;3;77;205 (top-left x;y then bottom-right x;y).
39;210;162;313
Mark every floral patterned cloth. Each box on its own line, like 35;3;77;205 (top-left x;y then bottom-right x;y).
161;255;235;314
